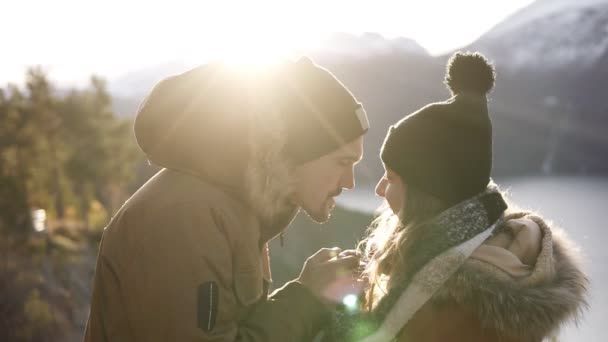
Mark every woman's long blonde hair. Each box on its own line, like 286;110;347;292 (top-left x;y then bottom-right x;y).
358;184;447;311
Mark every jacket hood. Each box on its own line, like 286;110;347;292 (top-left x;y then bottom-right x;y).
471;218;543;279
134;63;295;229
437;212;589;340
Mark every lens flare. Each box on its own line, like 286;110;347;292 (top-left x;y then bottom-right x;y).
342;294;359;312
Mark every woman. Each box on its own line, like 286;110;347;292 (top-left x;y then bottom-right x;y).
327;52;588;342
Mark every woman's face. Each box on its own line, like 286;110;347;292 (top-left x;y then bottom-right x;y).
375;166;406;215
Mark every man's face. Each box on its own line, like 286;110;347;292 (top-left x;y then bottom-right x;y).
291;137;364;223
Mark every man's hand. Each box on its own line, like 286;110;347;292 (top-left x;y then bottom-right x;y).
296;247;366;308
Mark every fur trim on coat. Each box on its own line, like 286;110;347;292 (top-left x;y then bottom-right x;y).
434;212;589;341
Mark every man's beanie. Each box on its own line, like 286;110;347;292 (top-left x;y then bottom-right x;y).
278;57;369;163
380;51;496;206
134;57;369;171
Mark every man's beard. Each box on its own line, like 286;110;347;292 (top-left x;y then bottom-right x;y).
306;189;342;224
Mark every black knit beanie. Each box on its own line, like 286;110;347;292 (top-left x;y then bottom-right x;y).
380;51;496;207
278;57;369;163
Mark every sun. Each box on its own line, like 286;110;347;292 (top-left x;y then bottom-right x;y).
203;27;321;69
215;34;292;67
173;1;323;69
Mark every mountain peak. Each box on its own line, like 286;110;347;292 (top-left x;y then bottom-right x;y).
485;0;607;39
313;32;428;58
470;0;608;71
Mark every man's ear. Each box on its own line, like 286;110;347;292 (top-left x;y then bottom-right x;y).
287;162;302;184
285;182;299;206
285;170;301;205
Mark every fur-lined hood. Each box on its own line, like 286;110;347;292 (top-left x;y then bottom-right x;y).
134;64;295;238
435;212;589;341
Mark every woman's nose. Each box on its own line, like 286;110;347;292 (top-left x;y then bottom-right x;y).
375;178;387;197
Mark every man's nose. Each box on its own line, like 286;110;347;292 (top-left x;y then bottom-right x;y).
340;168;356;190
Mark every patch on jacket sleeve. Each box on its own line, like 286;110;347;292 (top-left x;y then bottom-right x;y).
198;281;219;332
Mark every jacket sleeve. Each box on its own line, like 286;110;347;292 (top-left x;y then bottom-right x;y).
84;235;133;342
91;202;329;342
235;280;330;341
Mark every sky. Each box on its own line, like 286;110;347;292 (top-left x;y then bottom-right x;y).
2;0;535;85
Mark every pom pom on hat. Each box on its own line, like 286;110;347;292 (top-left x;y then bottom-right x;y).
445;51;496;96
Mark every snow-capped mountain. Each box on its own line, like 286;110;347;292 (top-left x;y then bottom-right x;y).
463;0;608;123
309;32;429;58
456;0;608;175
487;0;605;37
471;0;608;71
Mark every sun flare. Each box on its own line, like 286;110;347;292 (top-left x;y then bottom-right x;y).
197;27;321;69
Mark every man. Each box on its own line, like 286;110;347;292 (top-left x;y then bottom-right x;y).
84;57;370;341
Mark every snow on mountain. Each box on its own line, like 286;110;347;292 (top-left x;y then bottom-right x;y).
487;0;606;38
472;0;608;71
310;32;429;58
